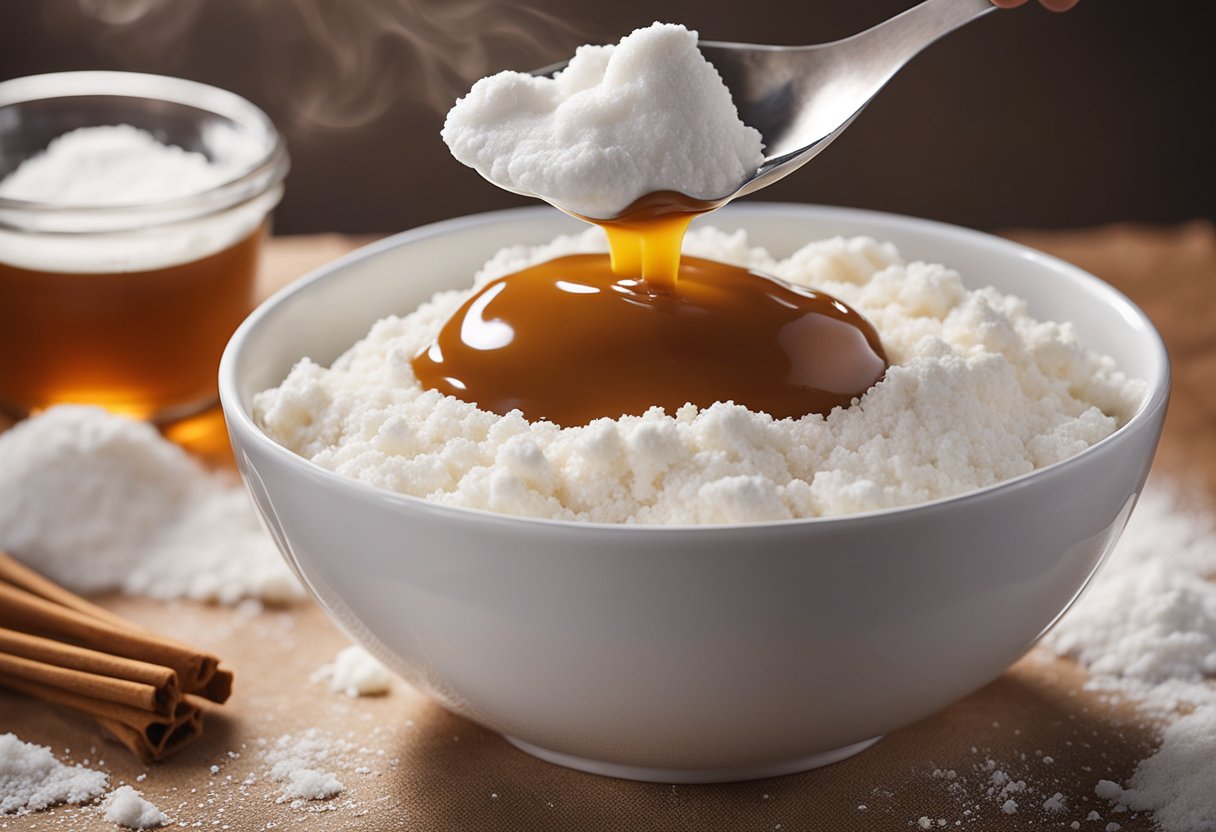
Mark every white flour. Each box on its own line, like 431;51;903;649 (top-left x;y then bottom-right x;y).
0;723;389;825
256;226;1144;524
902;484;1216;831
0;406;301;604
0;125;268;273
0;125;244;207
0;733;108;816
1043;482;1216;832
442;23;764;218
100;785;168;829
313;645;394;697
262;730;345;802
1044;486;1216;694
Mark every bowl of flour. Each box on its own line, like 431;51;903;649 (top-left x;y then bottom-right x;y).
219;202;1168;782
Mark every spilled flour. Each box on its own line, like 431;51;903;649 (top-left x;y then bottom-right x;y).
0;406;301;604
1043;482;1216;832
262;730;351;804
0;734;108;816
902;481;1216;830
313;645;395;698
99;786;168;829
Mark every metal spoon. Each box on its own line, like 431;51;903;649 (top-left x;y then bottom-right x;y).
534;0;997;219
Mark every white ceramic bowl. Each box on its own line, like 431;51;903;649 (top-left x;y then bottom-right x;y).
220;204;1168;783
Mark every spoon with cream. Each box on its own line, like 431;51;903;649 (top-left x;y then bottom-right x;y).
444;0;995;221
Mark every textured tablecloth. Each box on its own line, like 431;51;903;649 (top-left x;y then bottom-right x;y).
2;221;1213;832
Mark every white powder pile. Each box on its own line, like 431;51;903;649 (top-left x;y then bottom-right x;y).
0;125;269;273
0;125;244;207
1;728;391;825
262;730;345;803
903;484;1216;831
1044;486;1216;696
0;405;302;604
1043;482;1216;832
99;785;168;829
0;733;109;816
442;23;764;218
256;226;1143;524
313;645;395;697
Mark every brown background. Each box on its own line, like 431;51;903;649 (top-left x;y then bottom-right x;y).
1;0;1214;235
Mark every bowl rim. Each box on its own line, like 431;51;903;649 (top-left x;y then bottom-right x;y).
219;202;1171;533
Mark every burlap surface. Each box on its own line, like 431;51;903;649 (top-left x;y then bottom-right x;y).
2;221;1213;831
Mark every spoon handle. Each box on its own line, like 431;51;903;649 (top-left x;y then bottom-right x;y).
852;0;997;71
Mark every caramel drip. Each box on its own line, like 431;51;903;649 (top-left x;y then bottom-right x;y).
580;190;721;292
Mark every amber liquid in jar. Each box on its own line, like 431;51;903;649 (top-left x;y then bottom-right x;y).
0;224;264;421
412;192;889;427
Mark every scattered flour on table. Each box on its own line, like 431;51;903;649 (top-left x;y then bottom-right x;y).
1043;792;1067;812
262;730;346;802
1043;482;1216;832
256;226;1144;524
901;483;1216;831
100;785;168;829
4;728;398;824
442;23;764;218
0;406;302;604
313;645;395;697
0;733;108;816
1043;485;1216;696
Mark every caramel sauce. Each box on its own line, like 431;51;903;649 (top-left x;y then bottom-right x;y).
413;250;888;426
0;224;264;421
412;189;888;427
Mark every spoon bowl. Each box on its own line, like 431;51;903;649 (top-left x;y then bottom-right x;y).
534;0;997;219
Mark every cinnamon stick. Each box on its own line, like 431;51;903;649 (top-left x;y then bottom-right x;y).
0;551;132;629
0;676;204;762
0;583;222;698
97;711;204;764
0;554;235;761
204;668;235;704
0;627;178;692
0;651;176;715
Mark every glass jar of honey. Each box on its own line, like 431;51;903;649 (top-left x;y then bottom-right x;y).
0;72;289;423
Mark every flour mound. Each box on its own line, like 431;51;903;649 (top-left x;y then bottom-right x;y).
256;227;1142;525
1044;486;1216;690
0;406;302;603
0;124;246;206
0;125;246;206
264;731;345;802
315;645;394;697
1045;483;1216;832
0;733;109;816
101;785;169;828
442;23;764;218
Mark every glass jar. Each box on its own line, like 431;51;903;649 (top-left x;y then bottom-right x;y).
0;71;289;423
